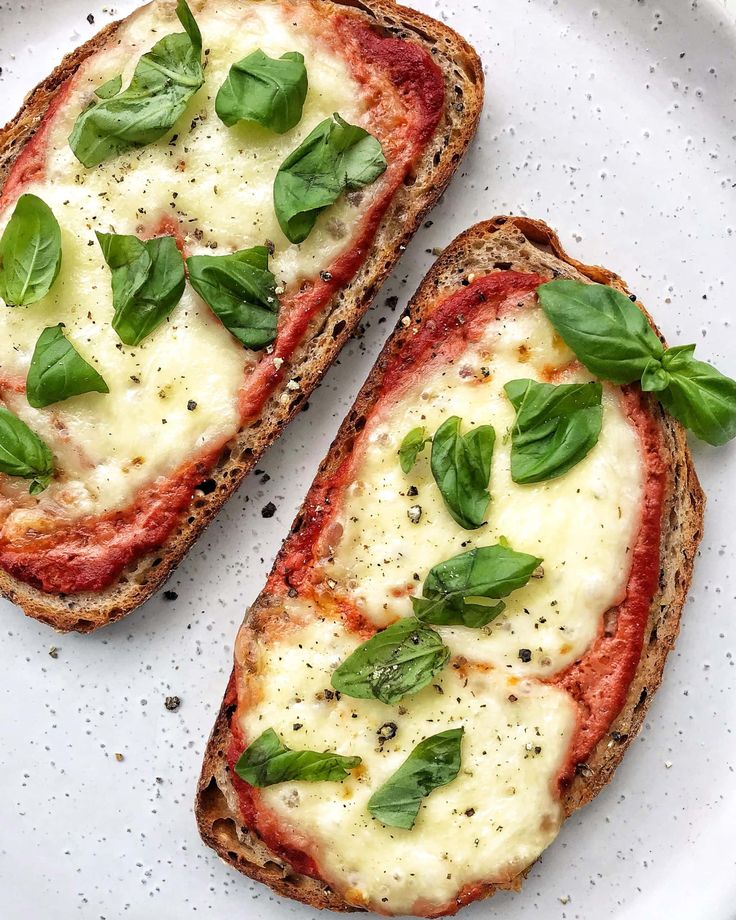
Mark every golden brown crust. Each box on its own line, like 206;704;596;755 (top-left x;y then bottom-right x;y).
0;0;484;632
195;216;705;915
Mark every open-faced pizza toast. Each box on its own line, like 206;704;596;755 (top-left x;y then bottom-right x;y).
196;216;707;916
0;0;482;631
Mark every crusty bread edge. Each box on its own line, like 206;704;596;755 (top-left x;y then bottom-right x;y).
0;0;484;632
194;215;705;914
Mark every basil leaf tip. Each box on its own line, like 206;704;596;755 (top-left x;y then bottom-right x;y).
94;75;123;100
216;49;308;133
431;416;495;530
398;426;430;474
0;406;54;494
186;245;280;351
274;113;387;244
504;378;603;484
27;325;109;409
69;0;203;167
97;231;185;346
234;728;361;787
412;543;542;628
368;728;464;830
0;194;62;307
331;617;450;706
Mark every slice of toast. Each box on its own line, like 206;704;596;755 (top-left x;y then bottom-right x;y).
0;0;483;632
196;215;705;914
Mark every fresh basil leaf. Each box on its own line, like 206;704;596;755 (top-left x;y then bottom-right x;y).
94;75;123;100
412;544;543;628
234;728;361;787
69;0;203;167
398;426;430;474
504;378;603;484
0;406;54;494
0;194;62;307
97;232;185;346
640;357;670;393
368;728;463;830
26;325;109;409
216;50;308;133
187;246;279;350
538;280;664;384
331;617;450;706
274;113;387;244
430;417;494;530
647;344;736;446
175;0;202;52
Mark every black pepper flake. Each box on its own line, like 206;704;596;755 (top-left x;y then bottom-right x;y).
518;648;532;663
464;808;475;817
164;696;181;711
288;587;298;598
261;502;277;519
407;485;419;497
87;12;95;23
187;399;197;411
320;271;333;282
163;590;178;601
293;723;303;731
377;722;397;746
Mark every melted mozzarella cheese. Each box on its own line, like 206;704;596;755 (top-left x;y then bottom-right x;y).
0;0;375;524
239;614;576;916
325;307;645;678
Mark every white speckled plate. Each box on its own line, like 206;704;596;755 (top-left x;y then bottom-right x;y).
1;1;735;917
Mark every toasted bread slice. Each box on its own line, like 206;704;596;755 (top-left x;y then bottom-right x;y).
0;0;483;632
196;216;705;915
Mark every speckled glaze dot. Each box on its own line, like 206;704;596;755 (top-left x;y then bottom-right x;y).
0;1;735;918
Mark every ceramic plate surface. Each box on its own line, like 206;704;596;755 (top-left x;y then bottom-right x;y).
0;1;735;917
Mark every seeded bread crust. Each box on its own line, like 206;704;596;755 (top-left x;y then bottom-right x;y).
195;216;705;915
0;0;484;632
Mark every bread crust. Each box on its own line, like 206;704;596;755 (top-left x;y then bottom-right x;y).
0;0;484;632
195;215;705;915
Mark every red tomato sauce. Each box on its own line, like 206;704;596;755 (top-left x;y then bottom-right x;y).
228;272;668;912
0;11;445;594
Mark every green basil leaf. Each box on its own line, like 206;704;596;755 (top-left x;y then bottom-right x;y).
175;0;202;53
504;378;603;484
235;728;361;788
0;406;54;494
94;75;123;100
0;194;62;307
650;344;736;446
331;617;450;706
274;113;387;244
26;325;109;409
412;544;543;628
537;280;664;384
398;426;430;474
430;417;494;530
97;232;185;346
216;50;308;133
367;728;463;830
69;0;203;167
640;357;670;393
187;246;279;350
